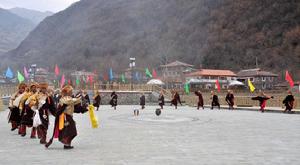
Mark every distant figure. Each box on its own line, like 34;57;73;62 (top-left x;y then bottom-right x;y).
194;90;204;110
251;91;273;113
158;91;165;109
140;93;145;110
282;90;294;113
225;90;234;110
211;91;220;110
93;91;101;111
53;90;61;108
110;91;118;110
171;90;182;109
83;90;90;105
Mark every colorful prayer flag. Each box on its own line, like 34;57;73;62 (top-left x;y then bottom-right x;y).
145;68;152;78
152;69;157;78
109;68;114;81
76;78;80;85
5;67;13;79
215;80;221;92
184;83;190;94
60;74;65;88
23;67;29;79
121;74;126;83
285;70;294;88
17;71;25;83
248;79;255;92
55;64;60;76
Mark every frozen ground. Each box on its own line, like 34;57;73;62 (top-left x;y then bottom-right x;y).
0;105;300;165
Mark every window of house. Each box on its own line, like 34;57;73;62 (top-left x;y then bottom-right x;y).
250;78;254;82
262;77;266;81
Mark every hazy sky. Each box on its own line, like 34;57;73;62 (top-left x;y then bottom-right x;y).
0;0;80;12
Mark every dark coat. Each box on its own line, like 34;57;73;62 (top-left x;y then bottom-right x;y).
158;94;165;106
140;95;145;106
225;93;234;106
283;94;294;109
195;91;204;106
171;92;182;106
93;95;101;107
110;93;118;106
38;96;56;129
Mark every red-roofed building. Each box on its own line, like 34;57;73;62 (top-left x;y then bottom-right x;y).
185;69;237;89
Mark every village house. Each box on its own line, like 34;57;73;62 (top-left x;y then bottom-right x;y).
236;68;278;90
160;61;195;88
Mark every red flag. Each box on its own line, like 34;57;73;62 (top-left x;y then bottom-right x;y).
55;64;60;76
103;73;109;81
68;79;71;85
152;69;157;78
60;74;65;88
216;80;221;92
285;70;294;88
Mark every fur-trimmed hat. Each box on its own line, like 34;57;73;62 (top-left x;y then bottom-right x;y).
29;82;38;88
38;82;48;89
61;85;73;96
18;83;27;89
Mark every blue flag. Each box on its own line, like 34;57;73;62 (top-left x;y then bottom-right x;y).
5;67;14;79
109;68;114;81
135;72;140;81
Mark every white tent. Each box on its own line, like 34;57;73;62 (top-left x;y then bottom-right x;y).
229;80;245;86
147;79;165;85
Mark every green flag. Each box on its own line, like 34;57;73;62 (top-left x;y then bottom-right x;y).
17;71;25;83
121;74;126;83
145;68;152;78
76;78;80;85
184;83;190;94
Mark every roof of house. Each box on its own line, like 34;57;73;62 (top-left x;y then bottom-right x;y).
237;68;278;77
160;61;193;67
185;69;236;77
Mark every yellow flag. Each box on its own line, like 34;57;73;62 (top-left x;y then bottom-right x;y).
248;79;255;92
88;105;99;128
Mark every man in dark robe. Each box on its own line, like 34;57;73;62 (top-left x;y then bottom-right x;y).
158;91;165;109
283;90;295;113
225;90;234;110
140;93;145;109
195;90;204;110
171;90;182;109
110;91;118;110
93;91;101;111
211;91;220;110
251;91;273;113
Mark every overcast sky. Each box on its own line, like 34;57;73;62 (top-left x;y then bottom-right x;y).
0;0;80;12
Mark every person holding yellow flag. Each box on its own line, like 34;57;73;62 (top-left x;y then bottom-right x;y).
45;85;87;149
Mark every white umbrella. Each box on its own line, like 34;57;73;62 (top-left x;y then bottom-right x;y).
229;80;245;86
147;79;165;85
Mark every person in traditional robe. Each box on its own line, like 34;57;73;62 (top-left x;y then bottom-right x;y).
171;90;182;109
211;91;220;110
225;90;234;110
110;91;118;110
93;91;101;111
251;91;273;113
8;83;27;131
194;90;204;110
45;85;87;149
83;90;90;105
158;91;165;109
282;90;295;113
19;83;39;138
140;93;145;110
36;83;56;144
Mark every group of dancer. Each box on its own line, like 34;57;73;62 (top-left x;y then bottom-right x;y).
7;83;296;149
7;82;96;149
